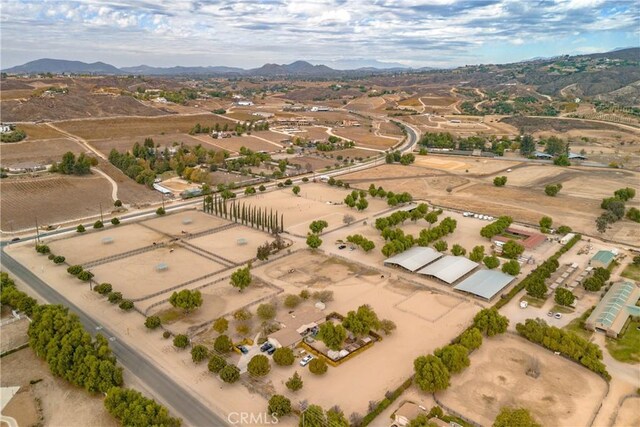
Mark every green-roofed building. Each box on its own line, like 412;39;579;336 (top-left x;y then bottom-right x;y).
585;281;640;338
589;250;616;269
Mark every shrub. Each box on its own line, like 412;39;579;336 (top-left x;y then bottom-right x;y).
67;265;83;276
285;371;303;391
247;355;271;377
145;316;161;329
257;303;276;321
108;292;123;304
76;224;86;233
156;207;166;215
309;358;328;375
284;294;302;308
219;365;240;383
212;317;228;334
77;270;94;281
273;347;295;366
119;300;134;311
214;335;233;353
53;255;66;264
93;220;104;229
208;354;227;373
173;334;189;348
111;217;120;225
191;345;209;363
493;176;507;186
162;331;171;339
268;395;292;418
94;283;113;295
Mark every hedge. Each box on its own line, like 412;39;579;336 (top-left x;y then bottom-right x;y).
361;376;414;426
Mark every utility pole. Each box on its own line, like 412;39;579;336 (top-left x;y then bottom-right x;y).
162;193;165;210
34;216;40;245
99;203;104;223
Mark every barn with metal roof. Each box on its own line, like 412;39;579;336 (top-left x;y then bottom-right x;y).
453;269;516;301
384;247;443;272
416;256;478;284
585;281;640;338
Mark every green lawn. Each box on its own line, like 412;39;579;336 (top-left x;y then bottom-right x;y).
606;320;640;364
564;317;593;340
621;264;640;282
552;304;574;314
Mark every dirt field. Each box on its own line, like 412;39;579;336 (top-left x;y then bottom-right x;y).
96;161;160;206
189;225;270;264
614;397;640;427
1;137;85;166
0;174;114;231
141;210;227;236
90;246;226;300
332;126;400;149
1;347;116;427
287;155;336;171
15;123;65;140
438;334;608;427
56;114;236;140
48;223;165;265
0;317;30;354
253;251;479;416
191;134;282;153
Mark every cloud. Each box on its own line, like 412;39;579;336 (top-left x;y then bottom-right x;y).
1;0;638;68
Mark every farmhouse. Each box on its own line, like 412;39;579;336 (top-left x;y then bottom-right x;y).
491;227;546;250
589;250;615;269
384;246;443;272
273;117;314;127
534;151;553;159
416;256;479;285
568;152;587;160
6;162;47;174
393;402;424;427
453;269;516;301
585;281;640;338
268;306;326;348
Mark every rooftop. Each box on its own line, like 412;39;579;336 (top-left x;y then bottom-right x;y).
416;256;478;284
384;246;443;272
454;269;516;300
591;250;615;265
586;281;640;335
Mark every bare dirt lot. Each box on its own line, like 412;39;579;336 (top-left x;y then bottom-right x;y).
1;347;117;427
0;174;114;231
191;134;282;154
287;155;336;171
189;225;270;264
14;123;65;140
0;317;30;354
1;137;85;166
438;334;608;427
332;126;400;149
56;114;236;140
614;397;640;427
141;210;227;236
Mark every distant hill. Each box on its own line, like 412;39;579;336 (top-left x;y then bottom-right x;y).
4;58;123;75
119;64;244;75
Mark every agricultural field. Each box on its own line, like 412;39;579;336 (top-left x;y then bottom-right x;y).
332;126;401;149
95;161;160;206
55;114;236;140
1;137;85;166
11;123;66;140
191;134;283;153
438;334;608;427
0;174;114;231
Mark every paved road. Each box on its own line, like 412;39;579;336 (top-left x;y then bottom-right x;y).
1;249;228;427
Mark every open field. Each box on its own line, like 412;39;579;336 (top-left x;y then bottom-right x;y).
141;210;228;236
1;347;117;427
287;155;336;171
614;397;640;427
438;334;608;427
191;134;282;153
0;88;35;100
0;174;114;231
0;317;30;354
240;182;389;235
1;137;85;166
49;223;165;265
14;123;65;140
56;114;236;140
253;251;479;416
90;246;226;300
96;161;160;206
332;126;400;149
189;225;270;264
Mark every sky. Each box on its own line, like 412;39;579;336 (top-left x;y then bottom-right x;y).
1;0;639;70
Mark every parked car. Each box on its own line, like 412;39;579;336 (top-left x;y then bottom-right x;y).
554;313;562;319
260;342;273;352
10;237;20;242
519;301;528;309
236;345;249;354
267;346;276;355
300;355;314;366
547;311;554;317
338;245;346;250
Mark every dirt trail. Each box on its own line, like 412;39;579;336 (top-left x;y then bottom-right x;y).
45;123;105;160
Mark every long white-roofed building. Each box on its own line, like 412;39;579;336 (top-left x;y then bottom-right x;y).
453;269;516;301
383;247;443;272
416;256;478;285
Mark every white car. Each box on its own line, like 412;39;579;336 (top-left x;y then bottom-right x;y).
519;301;528;309
300;355;314;366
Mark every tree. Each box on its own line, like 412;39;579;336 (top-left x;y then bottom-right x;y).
257;303;276;320
268;395;292;418
93;220;104;229
212;317;228;334
627;207;640;223
191;345;209;363
119;300;134;311
248;354;271;377
156;207;166;215
219;365;240;383
553;155;570;166
458;327;483;351
309;220;329;234
114;199;122;207
342;304;380;337
214;334;233;353
493;176;507;187
233;309;252;321
292;186;301;196
583;276;604;292
284;294;302;308
285;371;303;392
53;255;66;264
306;233;322;249
111;217;120;225
273;347;295;366
169;289;203;313
173;334;189;348
326;408;349;427
94;283;113;295
469;245;485;262
614;187;636;201
555;288;575;306
596;212;616;233
259;184;266;192
409;414;437;427
544;184;561;197
413;354;450;392
433;240;448;252
502;240;525;259
208;354;227;373
230;265;252;292
526;278;548;299
76;224;86;233
356;197;368;211
300;405;326;427
77;270;94;281
520;134;536;156
317;322;347;350
145;316;161;329
436;344;470;374
493;407;541;427
502;259;521;275
539;216;553;230
343;214;355;225
108;291;123;304
451;244;466;256
483;255;500;269
378;319;397;335
473;308;509;336
309;358;328;375
104;387;180;427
